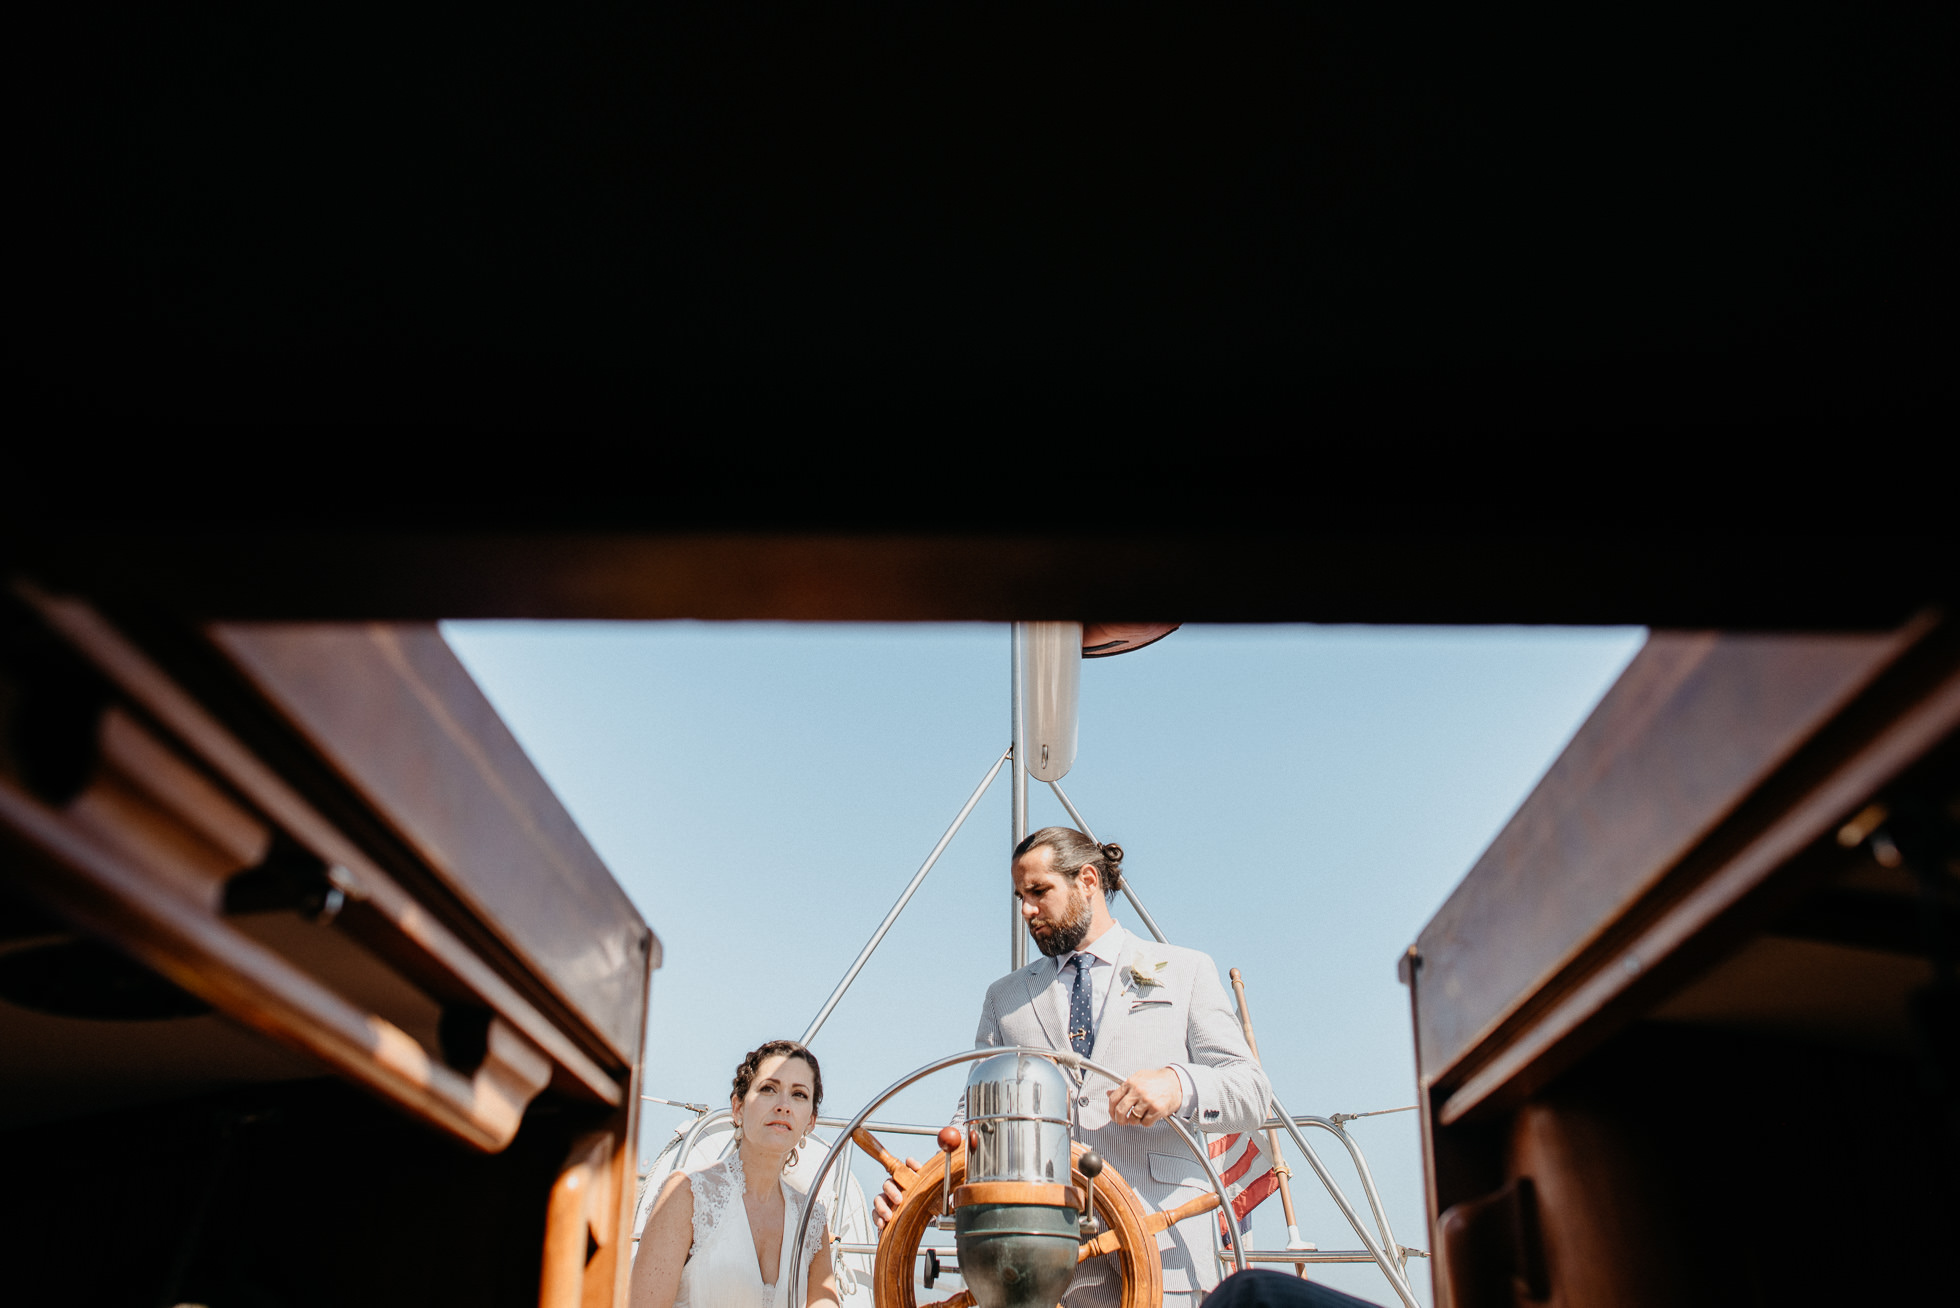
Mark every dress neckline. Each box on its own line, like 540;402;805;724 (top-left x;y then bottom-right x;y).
726;1149;796;1291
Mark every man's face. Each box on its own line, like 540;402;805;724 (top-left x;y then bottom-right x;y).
1013;847;1094;958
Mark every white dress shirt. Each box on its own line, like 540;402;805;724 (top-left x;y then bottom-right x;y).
1060;922;1197;1118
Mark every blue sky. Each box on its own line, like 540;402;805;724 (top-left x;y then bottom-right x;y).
443;621;1643;1306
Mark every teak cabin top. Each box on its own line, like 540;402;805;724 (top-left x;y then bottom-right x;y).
1409;621;1960;1308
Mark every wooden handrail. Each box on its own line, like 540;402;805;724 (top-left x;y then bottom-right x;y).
15;585;621;1108
1;774;553;1150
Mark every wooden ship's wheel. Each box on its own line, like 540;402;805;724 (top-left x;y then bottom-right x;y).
852;1127;1222;1308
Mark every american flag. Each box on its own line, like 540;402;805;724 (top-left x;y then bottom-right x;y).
1207;1130;1280;1245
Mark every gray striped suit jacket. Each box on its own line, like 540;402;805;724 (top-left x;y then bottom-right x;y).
972;926;1273;1308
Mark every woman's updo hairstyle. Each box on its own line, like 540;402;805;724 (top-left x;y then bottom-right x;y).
732;1039;823;1114
1014;826;1125;895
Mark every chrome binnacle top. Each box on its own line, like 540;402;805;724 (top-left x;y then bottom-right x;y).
963;1052;1073;1188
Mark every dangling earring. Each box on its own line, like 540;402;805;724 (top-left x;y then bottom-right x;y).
786;1141;801;1170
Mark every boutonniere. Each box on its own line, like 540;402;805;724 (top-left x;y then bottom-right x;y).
1129;959;1169;989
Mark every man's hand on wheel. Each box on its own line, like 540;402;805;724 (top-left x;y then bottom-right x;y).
1106;1067;1183;1127
871;1158;922;1229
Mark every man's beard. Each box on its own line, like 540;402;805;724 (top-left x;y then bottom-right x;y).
1032;890;1092;958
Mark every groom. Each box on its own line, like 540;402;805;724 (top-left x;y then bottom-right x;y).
877;827;1272;1308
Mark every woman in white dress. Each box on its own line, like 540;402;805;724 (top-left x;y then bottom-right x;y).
631;1040;839;1308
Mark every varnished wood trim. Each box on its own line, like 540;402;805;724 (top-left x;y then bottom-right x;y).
952;1181;1081;1209
15;583;621;1105
540;1131;619;1308
1436;656;1960;1125
23;530;1954;628
0;775;551;1150
1417;625;1931;1081
98;706;270;868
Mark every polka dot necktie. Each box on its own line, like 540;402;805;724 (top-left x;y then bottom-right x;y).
1068;954;1095;1056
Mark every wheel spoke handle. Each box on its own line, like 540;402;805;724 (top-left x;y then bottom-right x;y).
1078;1191;1222;1263
853;1128;921;1188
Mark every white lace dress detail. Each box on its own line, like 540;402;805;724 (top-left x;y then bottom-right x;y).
676;1153;831;1308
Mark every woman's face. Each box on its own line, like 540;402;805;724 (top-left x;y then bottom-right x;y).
732;1054;817;1149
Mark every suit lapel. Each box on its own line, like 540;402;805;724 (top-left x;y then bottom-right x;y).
1090;931;1143;1061
1025;959;1067;1050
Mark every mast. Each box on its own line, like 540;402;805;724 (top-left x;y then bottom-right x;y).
1010;622;1029;970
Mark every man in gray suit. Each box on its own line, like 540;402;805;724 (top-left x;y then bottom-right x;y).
876;827;1272;1308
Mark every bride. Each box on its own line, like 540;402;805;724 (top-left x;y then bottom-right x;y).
630;1040;839;1308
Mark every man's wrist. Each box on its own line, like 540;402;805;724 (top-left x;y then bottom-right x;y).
1170;1064;1197;1118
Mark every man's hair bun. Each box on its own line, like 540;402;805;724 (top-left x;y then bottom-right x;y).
1014;826;1125;895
